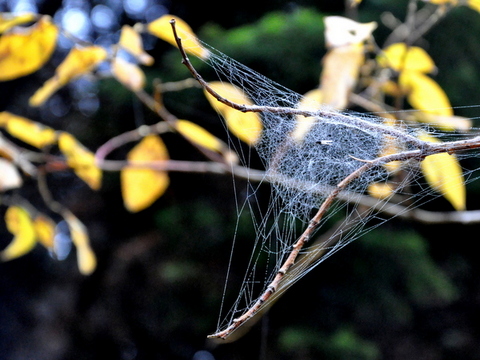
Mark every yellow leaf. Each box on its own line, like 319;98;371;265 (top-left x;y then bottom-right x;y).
1;206;37;261
320;43;364;110
0;158;22;191
399;71;452;116
423;0;457;4
378;43;436;73
146;14;209;59
0;111;57;148
204;81;262;145
111;57;145;91
0;16;58;81
419;132;465;211
121;135;170;212
118;25;154;65
58;132;102;190
0;12;36;33
368;182;395;200
467;0;480;12
379;118;403;173
413;112;472;132
29;45;107;106
292;88;323;142
33;215;56;249
324;16;377;48
64;212;96;275
175;119;223;152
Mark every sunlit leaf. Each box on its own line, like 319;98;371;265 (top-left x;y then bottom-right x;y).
320;43;364;110
0;16;58;81
64;212;96;275
0;111;57;148
33;214;56;249
467;0;480;12
399;71;452;116
378;43;436;73
1;206;36;261
324;16;377;48
121;134;170;213
205;81;262;145
0;158;22;191
111;57;145;91
58;132;102;190
175;119;223;152
29;45;107;106
292;88;323;142
0;12;36;33
419;132;466;211
368;182;395;200
118;24;154;65
146;14;209;59
413;112;472;132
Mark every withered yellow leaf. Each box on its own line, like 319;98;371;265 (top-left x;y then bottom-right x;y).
118;25;154;65
1;206;37;261
0;12;37;33
64;212;96;275
205;81;262;145
121;134;170;212
0;111;57;148
399;71;452;116
292;88;323;142
175;119;223;152
146;14;209;59
320;43;364;110
0;16;58;81
419;132;465;211
58;132;102;190
324;16;377;48
111;57;145;91
0;158;22;191
378;43;436;73
33;214;56;249
29;45;107;106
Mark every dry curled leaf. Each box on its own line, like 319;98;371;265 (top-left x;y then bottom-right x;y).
324;16;377;48
204;81;262;145
121;134;170;213
0;158;22;191
0;16;58;81
30;45;107;106
320;43;364;110
58;132;102;190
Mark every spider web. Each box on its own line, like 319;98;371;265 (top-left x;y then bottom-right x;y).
189;39;480;338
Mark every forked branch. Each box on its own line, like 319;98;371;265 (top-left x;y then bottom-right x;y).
169;19;480;339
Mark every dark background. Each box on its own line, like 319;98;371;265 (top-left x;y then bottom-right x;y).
1;0;480;359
